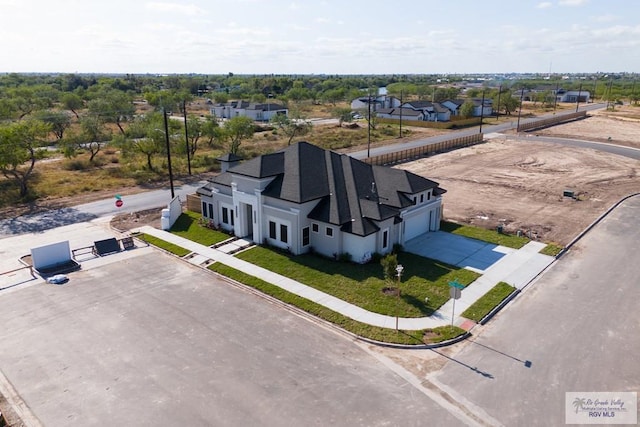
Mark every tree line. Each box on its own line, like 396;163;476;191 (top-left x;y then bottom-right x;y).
0;72;637;200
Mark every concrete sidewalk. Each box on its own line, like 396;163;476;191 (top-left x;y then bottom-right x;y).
138;226;555;330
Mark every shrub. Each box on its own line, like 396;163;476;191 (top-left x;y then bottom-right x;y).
337;252;352;263
380;253;398;280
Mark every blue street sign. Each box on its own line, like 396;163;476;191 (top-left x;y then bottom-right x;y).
448;279;465;290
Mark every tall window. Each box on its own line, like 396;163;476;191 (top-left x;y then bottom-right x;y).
202;201;207;217
222;207;229;224
302;227;310;246
208;203;214;219
382;229;389;249
269;221;277;239
280;224;288;243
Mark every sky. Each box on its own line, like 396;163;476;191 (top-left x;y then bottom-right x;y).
1;0;639;75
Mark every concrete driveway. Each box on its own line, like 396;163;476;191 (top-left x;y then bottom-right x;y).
404;231;511;272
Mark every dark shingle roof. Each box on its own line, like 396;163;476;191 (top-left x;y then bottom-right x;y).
208;142;444;236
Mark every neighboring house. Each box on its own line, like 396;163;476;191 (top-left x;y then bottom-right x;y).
350;95;401;111
441;99;492;117
197;142;446;262
401;101;451;122
376;107;425;121
210;100;288;121
441;99;464;116
471;98;493;117
556;90;590;103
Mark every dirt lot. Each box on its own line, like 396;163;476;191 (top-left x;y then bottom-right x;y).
535;105;640;148
397;108;640;245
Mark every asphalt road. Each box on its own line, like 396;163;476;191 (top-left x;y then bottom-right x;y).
0;180;207;238
350;103;606;160
0;245;468;426
430;195;640;426
524;135;640;160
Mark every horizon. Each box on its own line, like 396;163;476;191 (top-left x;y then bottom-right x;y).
2;0;639;75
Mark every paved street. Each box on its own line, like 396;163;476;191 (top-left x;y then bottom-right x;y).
0;231;469;426
0;181;206;238
430;195;640;426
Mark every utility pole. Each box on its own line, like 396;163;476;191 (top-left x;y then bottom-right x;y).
163;108;175;199
398;89;403;139
496;84;502;121
516;87;525;132
575;82;582;113
367;91;371;158
554;81;559;112
479;89;485;134
183;100;191;175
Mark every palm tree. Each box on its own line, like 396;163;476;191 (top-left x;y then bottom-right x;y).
572;397;586;413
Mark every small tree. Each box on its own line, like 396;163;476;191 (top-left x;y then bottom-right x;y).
333;107;352;127
380;253;398;282
34;110;72;141
61;92;83;118
62;115;110;163
224;116;254;155
460;101;475;119
271;113;312;145
0;119;51;197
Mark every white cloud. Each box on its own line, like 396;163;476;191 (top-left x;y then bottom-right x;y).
593;14;618;23
559;0;588;6
537;2;553;9
145;2;205;16
316;17;330;24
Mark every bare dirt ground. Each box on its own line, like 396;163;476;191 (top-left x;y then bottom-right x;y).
397;108;640;245
535;105;640;148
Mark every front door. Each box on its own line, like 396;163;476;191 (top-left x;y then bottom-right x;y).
245;203;254;240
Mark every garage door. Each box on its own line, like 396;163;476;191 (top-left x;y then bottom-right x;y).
404;211;429;241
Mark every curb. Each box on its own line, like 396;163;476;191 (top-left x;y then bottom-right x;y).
557;192;640;259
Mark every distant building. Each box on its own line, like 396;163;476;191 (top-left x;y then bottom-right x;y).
210;101;288;121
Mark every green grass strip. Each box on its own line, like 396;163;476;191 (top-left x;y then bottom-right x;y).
209;263;466;345
540;243;563;256
140;233;191;257
440;220;530;249
461;281;516;322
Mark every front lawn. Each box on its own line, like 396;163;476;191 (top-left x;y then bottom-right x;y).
170;211;231;246
236;246;480;317
440;220;530;249
209;262;467;345
461;281;516;322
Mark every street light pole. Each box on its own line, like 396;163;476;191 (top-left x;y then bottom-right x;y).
395;264;404;331
163;108;175;199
